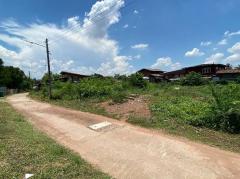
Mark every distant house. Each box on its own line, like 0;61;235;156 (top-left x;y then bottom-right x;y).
137;69;165;81
60;71;90;82
149;74;165;83
216;69;240;81
164;64;227;80
163;69;185;81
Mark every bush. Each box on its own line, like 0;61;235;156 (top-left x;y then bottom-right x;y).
205;84;240;133
41;77;125;100
129;73;147;88
77;77;122;98
180;72;204;86
111;91;127;103
235;76;240;84
217;80;228;85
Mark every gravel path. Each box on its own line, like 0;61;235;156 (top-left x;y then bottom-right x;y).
7;93;240;179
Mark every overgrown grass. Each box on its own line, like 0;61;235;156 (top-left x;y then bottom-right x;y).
31;77;240;153
30;92;119;119
0;100;110;178
128;84;240;153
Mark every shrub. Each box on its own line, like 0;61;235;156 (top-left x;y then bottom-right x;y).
129;73;147;88
111;91;127;103
235;76;240;84
180;72;204;86
77;77;120;98
206;84;240;133
114;74;127;81
217;80;228;85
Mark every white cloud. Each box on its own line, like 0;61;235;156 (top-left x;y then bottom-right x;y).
204;53;224;64
133;54;141;60
131;43;149;50
225;54;240;63
200;41;212;46
227;42;240;54
123;24;128;28
225;42;240;63
133;10;139;14
0;0;134;78
218;39;228;45
151;57;181;71
185;48;205;57
224;30;240;38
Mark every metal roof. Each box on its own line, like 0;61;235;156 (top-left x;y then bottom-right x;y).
216;69;240;74
138;68;165;72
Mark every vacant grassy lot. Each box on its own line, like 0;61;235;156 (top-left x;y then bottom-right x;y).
0;99;109;179
128;85;240;153
30;75;240;153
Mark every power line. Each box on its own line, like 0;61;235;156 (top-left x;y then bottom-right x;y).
49;0;136;44
21;39;46;48
48;0;136;45
47;0;137;73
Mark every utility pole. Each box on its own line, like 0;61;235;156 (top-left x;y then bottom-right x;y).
45;38;52;99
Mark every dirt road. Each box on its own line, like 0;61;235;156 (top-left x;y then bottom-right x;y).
7;93;240;179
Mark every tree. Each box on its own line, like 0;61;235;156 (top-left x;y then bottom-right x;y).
0;58;3;67
41;73;60;85
0;58;29;89
226;63;232;69
129;73;147;88
180;72;204;86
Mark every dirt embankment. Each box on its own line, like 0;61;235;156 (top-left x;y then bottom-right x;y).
100;95;151;120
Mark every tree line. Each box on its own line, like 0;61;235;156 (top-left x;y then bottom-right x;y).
0;58;31;89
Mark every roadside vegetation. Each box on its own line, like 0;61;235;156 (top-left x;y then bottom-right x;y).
30;72;240;153
0;100;109;178
0;58;32;90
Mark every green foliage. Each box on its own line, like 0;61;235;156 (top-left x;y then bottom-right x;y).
129;73;147;88
111;91;127;103
41;77;125;101
236;76;240;84
41;73;60;85
205;84;240;133
0;64;29;90
217;80;229;85
77;77;122;98
0;58;3;67
0;58;32;90
114;74;127;81
151;96;210;125
180;72;205;86
150;84;240;134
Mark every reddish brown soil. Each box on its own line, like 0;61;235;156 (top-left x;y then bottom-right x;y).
100;96;151;120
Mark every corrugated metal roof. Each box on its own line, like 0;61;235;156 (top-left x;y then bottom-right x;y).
138;68;164;72
216;69;240;74
183;64;226;70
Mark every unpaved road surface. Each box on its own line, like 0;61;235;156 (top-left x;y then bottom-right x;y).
7;93;240;179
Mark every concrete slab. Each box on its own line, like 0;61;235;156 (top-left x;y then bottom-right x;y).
89;121;112;131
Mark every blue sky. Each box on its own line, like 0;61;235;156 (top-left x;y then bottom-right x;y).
0;0;240;78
